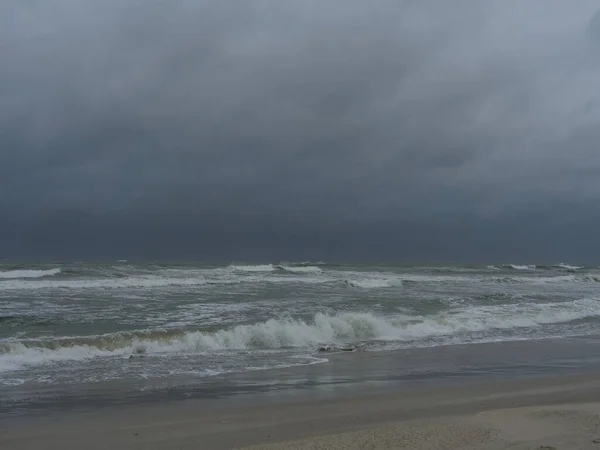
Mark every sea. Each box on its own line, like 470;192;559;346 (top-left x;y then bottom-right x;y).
3;261;600;416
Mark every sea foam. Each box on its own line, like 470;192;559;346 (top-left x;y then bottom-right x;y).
276;265;322;274
229;264;276;272
505;264;537;271
0;268;61;279
554;263;583;271
3;298;600;373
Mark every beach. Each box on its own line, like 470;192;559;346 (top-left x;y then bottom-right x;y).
3;373;600;449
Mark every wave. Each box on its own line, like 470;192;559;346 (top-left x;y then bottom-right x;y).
4;298;599;372
429;266;488;273
343;278;407;288
230;264;322;274
0;268;61;279
0;273;332;291
281;261;327;267
275;265;322;274
579;275;600;283
344;273;594;288
504;264;537;271
229;264;276;272
490;275;600;284
342;273;474;288
498;263;583;272
2;263;598;292
0;276;212;290
344;279;390;288
488;275;571;284
554;263;583;272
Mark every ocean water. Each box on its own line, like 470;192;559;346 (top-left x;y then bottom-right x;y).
2;261;600;413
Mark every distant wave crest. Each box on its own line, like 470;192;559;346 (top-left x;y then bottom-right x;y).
275;265;322;274
494;263;583;272
229;264;322;274
343;278;406;288
0;268;61;279
504;264;537;271
553;263;583;272
229;264;276;272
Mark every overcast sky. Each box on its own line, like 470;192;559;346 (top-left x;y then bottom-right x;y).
2;1;600;261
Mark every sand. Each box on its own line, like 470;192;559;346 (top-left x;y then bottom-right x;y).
3;373;600;449
243;404;600;450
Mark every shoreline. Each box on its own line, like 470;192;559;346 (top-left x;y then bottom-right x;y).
4;372;600;449
5;334;600;418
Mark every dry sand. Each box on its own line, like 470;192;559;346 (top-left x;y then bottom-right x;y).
3;373;600;449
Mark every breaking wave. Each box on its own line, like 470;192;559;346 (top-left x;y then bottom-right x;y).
343;278;406;288
276;265;322;274
579;275;600;283
229;264;322;274
0;274;329;292
0;268;61;279
490;263;583;272
344;279;391;288
296;261;326;266
343;273;600;288
229;264;276;272
3;298;600;373
490;275;600;284
505;264;537;271
554;263;583;272
489;275;574;284
0;276;213;290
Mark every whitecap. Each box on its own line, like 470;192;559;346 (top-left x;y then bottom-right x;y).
0;268;61;279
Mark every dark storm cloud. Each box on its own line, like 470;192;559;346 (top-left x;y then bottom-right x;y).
2;1;600;259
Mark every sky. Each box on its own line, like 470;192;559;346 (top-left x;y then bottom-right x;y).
2;1;600;261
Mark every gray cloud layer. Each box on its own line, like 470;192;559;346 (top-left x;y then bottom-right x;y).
2;1;600;260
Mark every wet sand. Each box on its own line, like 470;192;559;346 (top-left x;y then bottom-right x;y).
3;372;600;449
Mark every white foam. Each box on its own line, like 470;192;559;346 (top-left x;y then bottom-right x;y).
279;266;322;274
0;272;333;291
0;378;25;386
506;264;537;270
0;313;396;372
0;341;123;373
579;275;600;283
344;279;393;288
230;264;323;274
229;264;276;272
490;275;600;285
342;272;472;288
2;268;591;292
243;356;329;372
0;276;211;290
555;263;583;271
0;268;61;279
490;275;578;284
4;298;599;373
